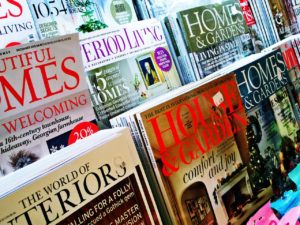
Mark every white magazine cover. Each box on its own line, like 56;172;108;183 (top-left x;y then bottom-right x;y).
0;34;98;176
27;0;104;39
0;128;163;225
80;19;182;129
0;0;38;49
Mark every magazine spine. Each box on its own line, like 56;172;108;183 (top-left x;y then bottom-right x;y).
124;114;176;225
262;0;281;41
134;113;181;225
132;0;151;19
175;15;202;80
257;0;277;45
164;16;198;83
292;38;300;64
249;0;270;46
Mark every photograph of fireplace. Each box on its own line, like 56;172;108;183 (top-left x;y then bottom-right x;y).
216;167;273;225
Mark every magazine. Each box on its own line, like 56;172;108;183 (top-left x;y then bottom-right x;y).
240;0;268;52
80;19;182;129
263;36;300;126
0;0;38;49
27;0;104;39
112;47;300;225
234;49;300;221
0;127;162;225
0;34;97;176
176;0;251;78
266;0;295;40
115;74;250;225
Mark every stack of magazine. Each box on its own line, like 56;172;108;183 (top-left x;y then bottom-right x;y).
136;0;254;83
2;0;300;225
1;0;139;46
0;127;163;225
249;0;299;43
112;35;300;225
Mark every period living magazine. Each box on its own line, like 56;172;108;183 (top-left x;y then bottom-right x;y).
0;127;162;225
80;19;182;130
0;34;97;177
0;0;38;49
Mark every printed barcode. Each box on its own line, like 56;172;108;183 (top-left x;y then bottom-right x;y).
115;4;126;13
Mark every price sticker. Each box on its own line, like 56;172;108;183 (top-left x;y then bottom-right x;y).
68;122;99;145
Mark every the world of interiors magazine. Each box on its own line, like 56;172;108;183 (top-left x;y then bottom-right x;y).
0;127;162;225
0;34;97;177
80;18;182;130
